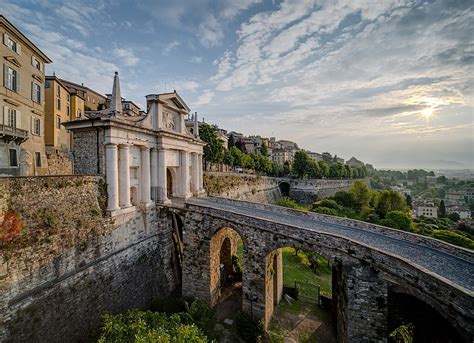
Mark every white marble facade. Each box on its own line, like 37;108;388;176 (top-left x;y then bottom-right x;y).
64;73;205;213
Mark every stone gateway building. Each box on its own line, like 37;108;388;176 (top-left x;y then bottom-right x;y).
64;72;205;213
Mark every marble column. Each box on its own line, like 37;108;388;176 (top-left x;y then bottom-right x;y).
198;154;204;191
180;150;192;198
150;148;158;201
119;144;131;208
141;146;151;204
191;152;199;195
157;149;169;203
105;143;120;211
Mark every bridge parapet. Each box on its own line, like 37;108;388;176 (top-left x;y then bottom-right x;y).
196;196;474;263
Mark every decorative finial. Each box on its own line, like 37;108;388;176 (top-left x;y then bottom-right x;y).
115;71;118;76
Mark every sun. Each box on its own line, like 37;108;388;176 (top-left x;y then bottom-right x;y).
421;107;433;119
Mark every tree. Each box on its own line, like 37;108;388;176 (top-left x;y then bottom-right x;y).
375;190;408;218
448;212;461;222
293;150;310;178
260;143;268;157
333;190;357;208
381;211;413;232
230;146;243;167
228;134;235;148
351;180;371;211
283;161;292;176
199;123;224;168
405;194;412;209
223;150;234;167
344;165;352;179
438;200;446;218
318;161;329;177
436;175;447;184
329;163;344;178
307;160;321;178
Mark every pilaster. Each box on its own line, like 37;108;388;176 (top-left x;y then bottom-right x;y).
140;146;152;204
105;143;120;211
118;144;131;208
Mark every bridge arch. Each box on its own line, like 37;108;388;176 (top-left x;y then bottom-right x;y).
209;226;243;308
183;198;474;342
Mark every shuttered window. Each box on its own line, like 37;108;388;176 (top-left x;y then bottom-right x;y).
4;64;18;92
32;83;41;103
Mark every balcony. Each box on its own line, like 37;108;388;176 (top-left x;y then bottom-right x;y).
0;124;29;144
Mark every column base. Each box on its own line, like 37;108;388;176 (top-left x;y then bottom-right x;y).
157;198;172;205
140;201;155;210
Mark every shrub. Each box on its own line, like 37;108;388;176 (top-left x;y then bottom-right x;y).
276;197;300;209
333;190;357;208
313;199;340;210
388;323;415;343
234;311;264;343
312;206;339;216
431;230;474;249
381;211;413;232
97;310;208;343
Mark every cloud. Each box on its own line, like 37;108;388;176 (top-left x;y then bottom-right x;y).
190;56;203;64
193;90;214;106
163;41;180;55
197;14;225;47
114;47;140;66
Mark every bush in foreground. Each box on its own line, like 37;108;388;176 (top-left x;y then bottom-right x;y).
98;310;208;343
234;311;265;343
431;230;474;249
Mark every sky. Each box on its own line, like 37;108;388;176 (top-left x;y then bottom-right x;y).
2;0;473;169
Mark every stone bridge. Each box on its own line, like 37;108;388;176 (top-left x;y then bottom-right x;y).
181;197;474;342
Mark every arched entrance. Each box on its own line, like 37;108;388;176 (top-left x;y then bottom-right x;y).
210;227;243;309
278;181;290;197
388;290;463;342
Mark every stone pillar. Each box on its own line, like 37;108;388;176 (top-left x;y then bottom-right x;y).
180;150;192;198
337;262;388;342
141;146;151;204
191;152;199;195
198;154;204;191
118;144;131;208
150;148;158;201
157;149;169;203
105;143;120;211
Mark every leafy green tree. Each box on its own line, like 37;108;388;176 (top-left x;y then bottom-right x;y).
448;212;461;222
432;230;474;249
318;161;329;177
333;190;357;208
438;200;446;218
307;160;321;178
375;190;408;218
228;134;235;148
344;165;352;179
405;194;412;209
283;161;292;176
329;163;345;178
229;146;243;167
351;180;371;211
293;150;310;178
223;149;234;167
260;143;268;157
199;123;224;168
436;175;447;184
381;211;413;231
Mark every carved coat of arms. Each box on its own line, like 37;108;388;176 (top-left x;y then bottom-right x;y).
163;112;176;130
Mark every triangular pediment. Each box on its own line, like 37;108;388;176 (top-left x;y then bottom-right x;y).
160;92;190;112
4;56;21;68
32;74;43;83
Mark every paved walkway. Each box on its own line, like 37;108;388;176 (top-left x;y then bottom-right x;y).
187;197;474;291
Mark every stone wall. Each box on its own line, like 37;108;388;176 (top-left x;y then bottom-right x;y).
72;128;105;175
45;148;73;175
289;178;369;204
0;176;179;342
203;172;281;203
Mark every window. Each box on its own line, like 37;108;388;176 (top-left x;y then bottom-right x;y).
33;118;41;135
32;56;41;71
32;83;41;103
45;80;50;88
35;152;41;167
56;84;60;97
7;108;16;127
67;105;70;116
5;36;17;53
9;149;18;167
57;98;61;110
66;94;70;102
4;65;18;91
56;116;61;129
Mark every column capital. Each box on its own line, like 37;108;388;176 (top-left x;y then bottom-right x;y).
119;143;131;148
140;145;151;151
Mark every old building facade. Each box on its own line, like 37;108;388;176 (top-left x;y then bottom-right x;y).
64;73;205;213
0;15;52;176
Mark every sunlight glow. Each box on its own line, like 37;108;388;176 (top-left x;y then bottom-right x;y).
421;107;433;119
